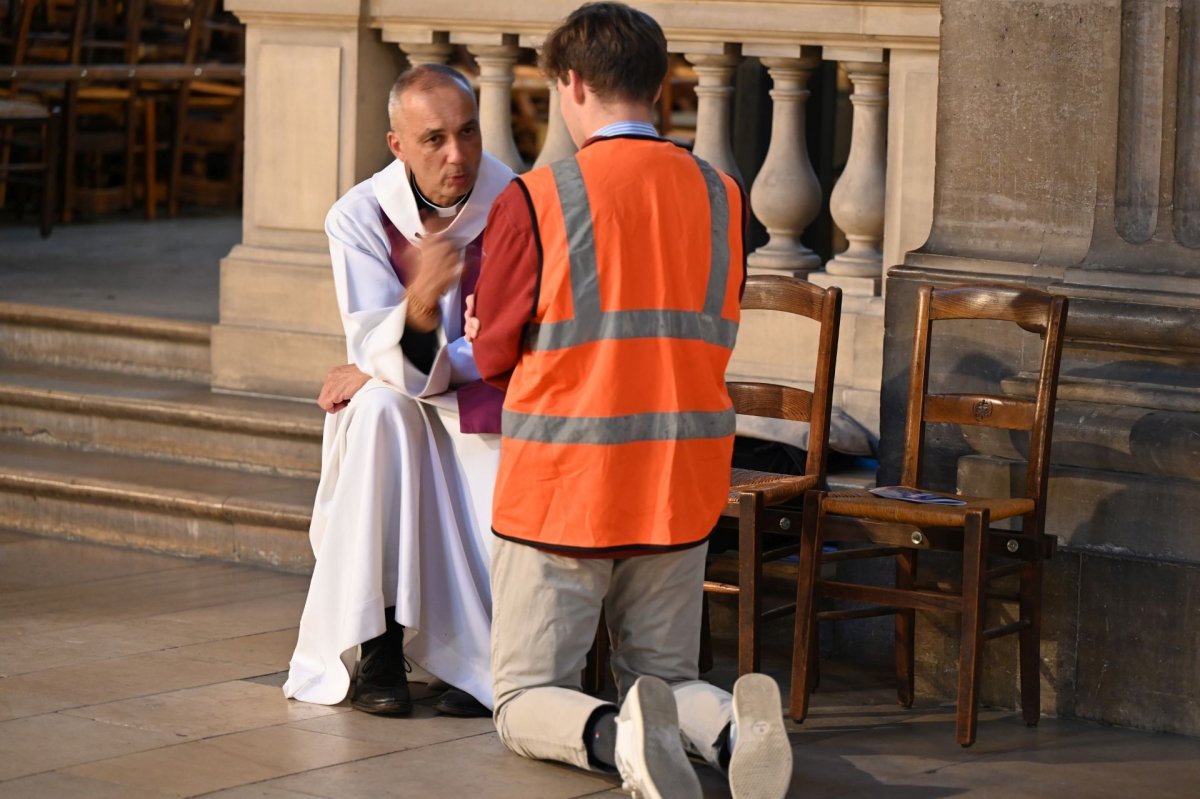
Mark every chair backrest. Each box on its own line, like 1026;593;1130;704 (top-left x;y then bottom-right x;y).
901;284;1069;521
727;275;843;485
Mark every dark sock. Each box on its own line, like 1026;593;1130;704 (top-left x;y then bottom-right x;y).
716;721;733;771
584;706;619;769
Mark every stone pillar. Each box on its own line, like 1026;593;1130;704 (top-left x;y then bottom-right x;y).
881;0;1200;738
823;55;889;294
523;37;577;170
681;43;742;182
742;50;822;275
531;79;577;168
214;1;405;397
459;34;526;173
386;29;453;66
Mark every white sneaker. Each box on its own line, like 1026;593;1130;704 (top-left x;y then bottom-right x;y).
728;674;793;799
614;676;701;799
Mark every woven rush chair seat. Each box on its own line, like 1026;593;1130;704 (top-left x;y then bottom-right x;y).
820;490;1036;527
728;468;816;508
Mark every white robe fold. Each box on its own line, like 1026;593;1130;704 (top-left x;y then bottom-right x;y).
283;152;515;709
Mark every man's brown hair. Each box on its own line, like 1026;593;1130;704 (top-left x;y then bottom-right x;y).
541;2;668;105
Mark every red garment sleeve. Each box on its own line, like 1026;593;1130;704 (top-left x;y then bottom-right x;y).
473;180;539;389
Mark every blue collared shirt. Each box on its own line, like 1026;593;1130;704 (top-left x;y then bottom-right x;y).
589;121;660;139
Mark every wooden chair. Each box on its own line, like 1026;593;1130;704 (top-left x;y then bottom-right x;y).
581;276;842;695
790;284;1069;747
0;97;61;236
710;275;842;676
167;0;243;214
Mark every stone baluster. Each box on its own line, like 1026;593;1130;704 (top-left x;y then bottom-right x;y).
743;51;823;275
825;58;889;289
522;38;577;169
682;43;742;182
459;34;526;173
395;31;453;66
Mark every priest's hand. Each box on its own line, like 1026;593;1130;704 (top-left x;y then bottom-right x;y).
404;234;462;332
464;294;480;342
318;363;371;413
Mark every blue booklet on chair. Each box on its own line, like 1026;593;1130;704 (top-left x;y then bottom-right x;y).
869;486;967;505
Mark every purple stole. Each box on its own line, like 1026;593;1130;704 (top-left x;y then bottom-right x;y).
381;211;506;435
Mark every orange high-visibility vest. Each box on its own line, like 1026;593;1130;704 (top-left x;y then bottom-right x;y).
491;137;744;553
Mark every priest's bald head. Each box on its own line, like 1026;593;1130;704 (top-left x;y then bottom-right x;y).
386;64;482;209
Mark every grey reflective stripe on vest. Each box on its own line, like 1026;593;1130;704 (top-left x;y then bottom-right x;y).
549;158;602;326
529;153;733;352
502;407;736;445
695;157;731;317
528;308;738;350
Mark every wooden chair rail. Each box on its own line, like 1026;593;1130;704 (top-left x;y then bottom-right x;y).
820;580;963;613
728;380;813;422
983;620;1031;641
741;274;830;318
1;62;244;82
928;285;1055;333
924;392;1036;430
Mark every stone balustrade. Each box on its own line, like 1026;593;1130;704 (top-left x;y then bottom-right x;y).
217;0;942;440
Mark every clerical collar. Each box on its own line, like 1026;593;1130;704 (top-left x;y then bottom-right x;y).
410;170;470;218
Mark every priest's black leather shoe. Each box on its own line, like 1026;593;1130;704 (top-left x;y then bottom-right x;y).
351;610;412;716
433;687;491;718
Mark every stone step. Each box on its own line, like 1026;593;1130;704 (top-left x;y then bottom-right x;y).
0;439;316;572
0;302;211;382
0;360;324;478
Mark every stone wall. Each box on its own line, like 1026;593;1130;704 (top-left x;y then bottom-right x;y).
874;0;1200;736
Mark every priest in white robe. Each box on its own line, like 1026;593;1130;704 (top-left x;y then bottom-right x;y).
282;64;515;717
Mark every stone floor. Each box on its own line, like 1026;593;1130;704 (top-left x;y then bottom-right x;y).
1;530;1197;798
0;211;235;322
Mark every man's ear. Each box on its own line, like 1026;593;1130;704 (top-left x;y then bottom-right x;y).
567;69;587;106
386;130;405;162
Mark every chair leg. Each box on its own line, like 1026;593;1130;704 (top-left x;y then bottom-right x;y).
168;83;191;217
40;108;60;238
789;490;824;722
955;509;989;747
1018;558;1043;726
0;123;10;208
737;492;763;676
698;592;713;674
143;98;157;220
583;611;609;695
895;549;917;708
62;86;78;224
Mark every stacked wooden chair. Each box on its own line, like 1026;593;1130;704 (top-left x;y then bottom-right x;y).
0;0;244;225
789;284;1069;746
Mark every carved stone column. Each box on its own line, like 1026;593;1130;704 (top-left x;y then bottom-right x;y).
214;1;405;397
745;54;822;275
683;43;742;182
826;60;889;284
524;39;578;169
394;31;453;66
460;34;526;173
531;78;577;168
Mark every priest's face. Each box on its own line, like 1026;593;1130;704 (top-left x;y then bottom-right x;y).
387;83;482;207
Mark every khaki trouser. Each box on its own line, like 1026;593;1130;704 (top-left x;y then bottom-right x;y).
491;536;733;771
